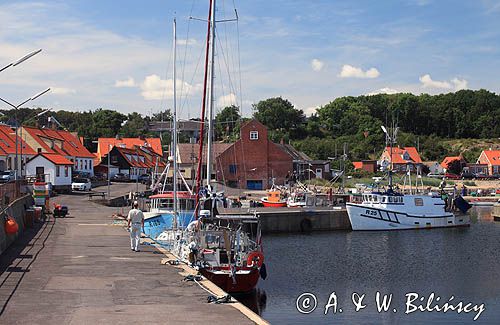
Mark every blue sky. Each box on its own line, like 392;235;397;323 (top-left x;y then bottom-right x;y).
0;0;499;118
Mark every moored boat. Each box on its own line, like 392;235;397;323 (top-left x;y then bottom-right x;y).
261;188;287;207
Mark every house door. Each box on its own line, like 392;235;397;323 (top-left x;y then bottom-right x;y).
315;168;323;179
246;180;263;190
36;166;45;181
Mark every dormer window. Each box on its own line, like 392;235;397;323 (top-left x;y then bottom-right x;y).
250;131;258;140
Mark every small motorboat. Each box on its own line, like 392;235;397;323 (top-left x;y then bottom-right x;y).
261;187;287;208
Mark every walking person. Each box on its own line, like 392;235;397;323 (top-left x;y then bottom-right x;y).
127;201;144;252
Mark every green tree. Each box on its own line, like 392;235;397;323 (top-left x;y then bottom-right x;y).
120;112;147;137
253;97;305;141
215;105;241;142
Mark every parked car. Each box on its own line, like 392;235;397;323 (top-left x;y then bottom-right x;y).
137;174;151;184
460;171;476;180
72;178;92;191
0;170;16;183
112;173;130;182
445;173;460;180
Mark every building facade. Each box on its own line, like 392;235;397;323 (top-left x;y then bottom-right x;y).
477;150;500;175
216;120;294;190
22;126;95;177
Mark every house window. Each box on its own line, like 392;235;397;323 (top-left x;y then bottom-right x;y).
414;198;423;206
229;164;237;174
250;131;258;140
65;166;69;177
84;160;88;170
56;166;60;177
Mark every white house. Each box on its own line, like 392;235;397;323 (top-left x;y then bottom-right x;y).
25;153;73;192
22;126;95;177
422;161;444;175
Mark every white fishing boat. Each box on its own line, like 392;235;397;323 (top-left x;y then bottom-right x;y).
346;124;471;231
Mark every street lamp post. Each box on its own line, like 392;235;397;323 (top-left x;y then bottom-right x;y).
0;49;42;73
0;88;51;180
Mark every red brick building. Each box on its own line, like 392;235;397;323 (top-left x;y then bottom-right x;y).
216;120;294;190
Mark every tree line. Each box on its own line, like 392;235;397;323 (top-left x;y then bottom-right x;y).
1;89;498;162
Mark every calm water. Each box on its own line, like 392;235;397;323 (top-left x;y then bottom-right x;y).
238;207;500;324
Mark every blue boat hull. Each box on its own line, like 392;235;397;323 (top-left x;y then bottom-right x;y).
143;211;195;240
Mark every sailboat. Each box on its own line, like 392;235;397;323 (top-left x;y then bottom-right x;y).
346;123;471;231
145;2;266;293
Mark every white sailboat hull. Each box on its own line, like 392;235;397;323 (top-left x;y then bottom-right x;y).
346;202;470;230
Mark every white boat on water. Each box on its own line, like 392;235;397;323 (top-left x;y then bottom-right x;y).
346;123;471;231
346;191;470;230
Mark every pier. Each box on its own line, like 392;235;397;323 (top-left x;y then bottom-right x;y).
0;184;264;324
220;207;351;233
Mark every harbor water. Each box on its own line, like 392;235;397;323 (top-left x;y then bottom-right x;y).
239;207;499;324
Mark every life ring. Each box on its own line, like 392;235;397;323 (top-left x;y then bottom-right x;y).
247;251;264;268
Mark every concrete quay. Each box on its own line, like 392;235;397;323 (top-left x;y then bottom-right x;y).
0;183;261;324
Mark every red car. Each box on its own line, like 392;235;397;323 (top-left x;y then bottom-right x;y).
445;173;460;179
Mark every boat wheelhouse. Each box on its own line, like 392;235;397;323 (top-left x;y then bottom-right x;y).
143;191;197;239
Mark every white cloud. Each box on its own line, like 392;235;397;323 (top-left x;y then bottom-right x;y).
114;77;136;88
419;74;468;91
311;59;324;72
304;105;319;116
339;64;380;79
177;38;198;46
366;87;399;96
451;78;468;90
217;93;237;108
51;87;76;95
140;74;201;100
419;74;451;89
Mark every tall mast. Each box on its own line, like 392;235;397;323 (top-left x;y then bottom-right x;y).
172;18;178;225
205;0;216;187
195;0;213;208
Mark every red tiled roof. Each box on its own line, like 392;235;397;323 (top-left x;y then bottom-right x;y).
22;126;94;158
440;156;462;169
482;150;500;166
0;125;36;155
177;143;232;164
98;138;163;159
115;147;157;168
353;161;363;169
38;153;74;165
383;146;422;164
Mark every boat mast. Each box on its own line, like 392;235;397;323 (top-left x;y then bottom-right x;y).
195;0;213;211
172;18;178;227
205;0;216;187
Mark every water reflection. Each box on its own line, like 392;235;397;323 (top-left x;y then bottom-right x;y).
250;207;500;324
233;288;267;315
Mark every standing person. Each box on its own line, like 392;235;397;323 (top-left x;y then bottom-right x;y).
127;201;144;252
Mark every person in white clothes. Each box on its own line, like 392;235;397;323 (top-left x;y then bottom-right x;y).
127;201;144;252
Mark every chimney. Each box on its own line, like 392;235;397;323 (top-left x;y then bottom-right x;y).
115;134;122;140
280;138;284;145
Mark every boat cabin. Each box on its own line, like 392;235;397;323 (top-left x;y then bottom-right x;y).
149;192;196;211
362;193;404;204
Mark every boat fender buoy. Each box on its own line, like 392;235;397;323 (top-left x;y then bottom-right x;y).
247;251;264;268
5;216;19;234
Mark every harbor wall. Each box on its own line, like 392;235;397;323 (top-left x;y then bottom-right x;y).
258;209;351;233
0;195;34;255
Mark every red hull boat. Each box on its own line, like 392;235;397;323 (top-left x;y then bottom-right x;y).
200;266;261;293
261;198;287;208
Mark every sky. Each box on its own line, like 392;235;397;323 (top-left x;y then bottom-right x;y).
0;0;499;119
